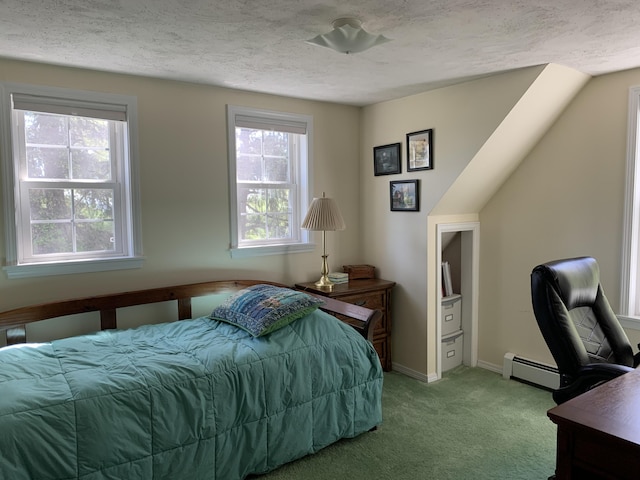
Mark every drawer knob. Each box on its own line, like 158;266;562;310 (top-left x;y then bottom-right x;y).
354;300;366;306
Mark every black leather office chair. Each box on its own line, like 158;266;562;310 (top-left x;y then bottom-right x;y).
531;256;640;404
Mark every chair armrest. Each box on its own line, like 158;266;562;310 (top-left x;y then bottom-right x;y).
634;345;640;367
579;363;634;378
553;363;634;404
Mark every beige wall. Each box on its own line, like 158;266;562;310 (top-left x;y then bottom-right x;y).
6;58;639;375
479;66;640;368
0;59;362;315
360;66;546;378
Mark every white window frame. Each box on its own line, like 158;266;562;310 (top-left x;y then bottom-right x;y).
0;83;143;278
226;105;314;258
620;85;640;329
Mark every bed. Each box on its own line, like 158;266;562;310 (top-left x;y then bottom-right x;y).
0;280;383;480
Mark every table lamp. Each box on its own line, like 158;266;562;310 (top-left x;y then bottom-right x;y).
301;192;346;290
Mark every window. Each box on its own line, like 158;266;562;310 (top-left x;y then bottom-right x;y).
0;83;143;278
226;105;313;257
621;85;640;327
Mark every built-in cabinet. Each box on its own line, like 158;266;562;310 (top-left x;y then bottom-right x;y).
437;222;480;378
442;233;464;372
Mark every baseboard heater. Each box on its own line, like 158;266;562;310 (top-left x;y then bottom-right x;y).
503;352;560;390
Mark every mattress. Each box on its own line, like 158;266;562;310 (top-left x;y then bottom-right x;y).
0;309;383;479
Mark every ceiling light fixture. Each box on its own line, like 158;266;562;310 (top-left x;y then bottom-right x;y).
306;17;391;55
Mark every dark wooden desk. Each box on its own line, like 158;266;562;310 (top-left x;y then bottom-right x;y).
547;368;640;479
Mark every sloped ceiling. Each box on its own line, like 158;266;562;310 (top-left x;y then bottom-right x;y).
431;63;591;216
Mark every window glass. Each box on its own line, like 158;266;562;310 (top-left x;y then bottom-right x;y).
227;105;312;256
0;83;142;277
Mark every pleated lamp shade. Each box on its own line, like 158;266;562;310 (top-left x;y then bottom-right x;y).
302;194;346;231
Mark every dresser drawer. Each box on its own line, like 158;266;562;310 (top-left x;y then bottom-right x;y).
339;292;387;334
338;292;385;311
372;337;387;368
293;279;395;372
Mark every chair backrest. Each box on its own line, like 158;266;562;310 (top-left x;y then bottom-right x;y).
531;257;634;381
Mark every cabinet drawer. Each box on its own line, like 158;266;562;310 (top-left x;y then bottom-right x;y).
372;337;387;367
339;292;387;334
294;280;394;372
373;313;387;335
332;312;385;336
339;292;385;311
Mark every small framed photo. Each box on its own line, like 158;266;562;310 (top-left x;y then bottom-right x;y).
390;180;420;211
406;129;433;171
373;143;401;176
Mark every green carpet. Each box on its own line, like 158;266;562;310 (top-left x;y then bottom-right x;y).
257;366;557;480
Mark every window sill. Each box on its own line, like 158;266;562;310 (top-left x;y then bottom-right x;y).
4;257;145;279
230;243;315;259
618;314;640;331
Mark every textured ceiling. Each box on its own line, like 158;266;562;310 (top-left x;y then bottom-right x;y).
3;0;640;106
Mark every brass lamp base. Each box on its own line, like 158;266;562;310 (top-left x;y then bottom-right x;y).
314;274;334;291
314;253;334;291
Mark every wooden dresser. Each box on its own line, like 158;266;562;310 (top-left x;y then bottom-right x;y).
295;278;395;371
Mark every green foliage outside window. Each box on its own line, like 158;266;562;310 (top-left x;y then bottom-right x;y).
23;112;115;255
236;128;294;242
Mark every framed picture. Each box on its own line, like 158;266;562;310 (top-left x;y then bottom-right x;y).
406;129;433;171
373;143;401;176
390;179;420;211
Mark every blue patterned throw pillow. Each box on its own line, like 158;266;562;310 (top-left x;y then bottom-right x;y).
210;284;324;337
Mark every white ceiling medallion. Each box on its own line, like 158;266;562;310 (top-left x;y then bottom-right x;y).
306;17;391;54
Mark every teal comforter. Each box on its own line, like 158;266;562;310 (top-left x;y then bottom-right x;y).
0;310;382;479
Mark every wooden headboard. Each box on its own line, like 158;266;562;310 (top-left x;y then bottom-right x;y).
0;280;381;345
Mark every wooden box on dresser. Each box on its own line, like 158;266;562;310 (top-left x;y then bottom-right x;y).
295;279;395;371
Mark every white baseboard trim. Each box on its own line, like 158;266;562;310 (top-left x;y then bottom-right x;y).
391;360;503;383
391;362;438;383
476;360;503;375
